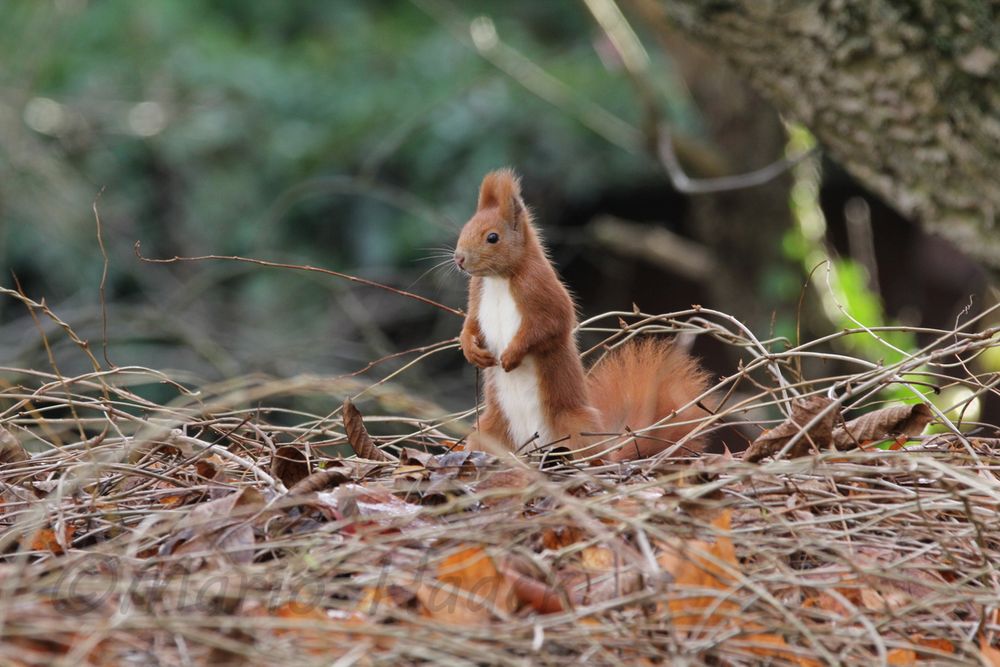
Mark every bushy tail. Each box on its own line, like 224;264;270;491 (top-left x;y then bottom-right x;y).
586;337;710;460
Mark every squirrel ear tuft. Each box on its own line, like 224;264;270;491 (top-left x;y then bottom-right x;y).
477;168;524;226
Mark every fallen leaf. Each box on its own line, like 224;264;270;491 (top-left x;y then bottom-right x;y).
29;524;75;555
741;631;820;667
195;454;226;481
0;426;29;465
272;601;328;624
470;468;535;508
0;482;39;515
161;486;266;569
343;399;394;461
833;403;933;450
802;591;853;617
580;545;616;572
270;445;310;488
398;447;436;467
258;601;377;656
859;588;886;611
909;634;954;655
287;468;350;495
660;510;739;629
847;546;962;615
887;435;908;451
393;464;429;480
982;636;1000;667
886;647;916;665
745;396;837;462
417;545;517;625
326;483;424;522
357;585;422;616
159;493;189;508
496;563;565;614
433;450;490;477
659;511;818;666
541;526;584;551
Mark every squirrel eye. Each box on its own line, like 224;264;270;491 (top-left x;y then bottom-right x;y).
486;232;499;244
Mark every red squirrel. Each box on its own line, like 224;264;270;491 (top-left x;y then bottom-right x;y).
454;168;709;460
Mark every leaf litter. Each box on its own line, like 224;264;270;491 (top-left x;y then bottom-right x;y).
1;305;999;665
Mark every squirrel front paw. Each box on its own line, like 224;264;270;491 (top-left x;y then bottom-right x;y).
461;335;496;369
500;349;523;372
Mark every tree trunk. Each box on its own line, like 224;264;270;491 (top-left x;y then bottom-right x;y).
640;0;1000;270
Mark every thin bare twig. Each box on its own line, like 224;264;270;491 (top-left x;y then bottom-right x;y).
92;188;115;369
133;242;464;317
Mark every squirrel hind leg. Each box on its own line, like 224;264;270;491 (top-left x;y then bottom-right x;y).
549;406;606;460
465;409;515;456
465;429;511;456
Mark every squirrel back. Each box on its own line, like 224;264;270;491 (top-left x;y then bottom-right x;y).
456;169;709;460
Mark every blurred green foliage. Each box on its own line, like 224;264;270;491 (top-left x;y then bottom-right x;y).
1;1;670;290
784;127;915;362
1;0;689;382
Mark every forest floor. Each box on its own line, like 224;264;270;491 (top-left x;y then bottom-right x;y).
1;305;999;666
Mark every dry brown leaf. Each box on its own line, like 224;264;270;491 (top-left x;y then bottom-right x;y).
659;510;739;629
470;468;535;508
163;486;266;569
0;426;29;465
608;495;654;519
659;512;817;666
416;545;517;625
398;447;436;467
270;445;310;488
802;591;854;617
28;524;75;555
886;647;916;665
552;535;640;606
571;568;642;606
909;634;954;655
847;546;966;616
580;545;616;572
541;526;584;551
496;563;565;614
272;601;329;625
287;468;350;495
328;483;425;525
357;584;422;616
159;493;189;508
833;403;933;450
745;396;837;462
859;588;887;611
741;631;820;667
195;454;226;481
982;636;1000;667
0;482;39;515
258;601;377;656
432;450;489;476
394;464;429;480
343;398;394;461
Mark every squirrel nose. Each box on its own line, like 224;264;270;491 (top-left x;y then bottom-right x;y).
454;252;466;269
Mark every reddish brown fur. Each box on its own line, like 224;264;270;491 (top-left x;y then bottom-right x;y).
587;337;710;460
456;169;707;460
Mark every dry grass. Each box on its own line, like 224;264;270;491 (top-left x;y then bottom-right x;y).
1;299;999;666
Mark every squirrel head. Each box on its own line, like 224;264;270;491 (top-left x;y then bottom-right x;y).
454;168;530;277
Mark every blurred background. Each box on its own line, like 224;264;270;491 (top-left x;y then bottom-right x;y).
1;1;995;439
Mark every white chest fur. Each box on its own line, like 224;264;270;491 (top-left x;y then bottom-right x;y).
477;277;550;448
